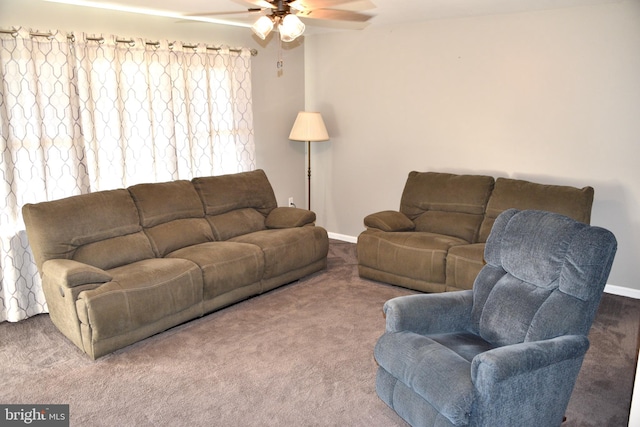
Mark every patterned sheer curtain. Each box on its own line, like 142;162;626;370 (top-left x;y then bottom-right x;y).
0;28;255;322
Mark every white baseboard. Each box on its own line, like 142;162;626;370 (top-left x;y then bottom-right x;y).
604;284;640;299
328;232;357;244
327;232;639;299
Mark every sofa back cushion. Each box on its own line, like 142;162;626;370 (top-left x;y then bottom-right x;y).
193;169;278;240
22;189;154;271
477;178;594;243
400;171;495;243
128;180;214;256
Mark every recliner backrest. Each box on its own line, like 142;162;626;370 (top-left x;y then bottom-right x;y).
22;189;155;271
399;171;495;243
128;180;214;257
477;178;594;243
192;169;278;241
471;209;617;346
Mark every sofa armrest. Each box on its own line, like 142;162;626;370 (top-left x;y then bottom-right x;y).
383;290;473;335
364;210;415;232
266;207;316;228
42;259;113;288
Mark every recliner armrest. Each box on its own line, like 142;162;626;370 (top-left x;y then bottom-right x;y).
42;259;113;288
266;207;316;228
469;335;590;426
364;210;415;232
471;335;589;386
383;290;473;335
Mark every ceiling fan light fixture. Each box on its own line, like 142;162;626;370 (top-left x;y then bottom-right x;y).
251;15;275;40
279;14;305;42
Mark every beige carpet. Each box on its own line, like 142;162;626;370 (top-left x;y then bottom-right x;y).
1;240;638;426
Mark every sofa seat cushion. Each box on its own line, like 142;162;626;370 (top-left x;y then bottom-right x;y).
445;244;486;291
76;258;203;341
358;231;467;284
229;227;329;280
430;332;497;363
167;242;264;300
375;331;474;426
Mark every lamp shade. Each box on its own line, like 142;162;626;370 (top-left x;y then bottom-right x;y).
279;14;305;42
289;112;329;142
251;15;274;40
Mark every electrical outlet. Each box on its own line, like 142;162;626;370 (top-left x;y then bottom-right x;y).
288;197;295;207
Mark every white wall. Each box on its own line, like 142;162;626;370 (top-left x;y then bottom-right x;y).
305;1;640;291
0;0;307;208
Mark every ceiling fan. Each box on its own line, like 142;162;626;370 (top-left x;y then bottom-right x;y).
189;0;374;42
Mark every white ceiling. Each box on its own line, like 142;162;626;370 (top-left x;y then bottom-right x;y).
47;0;622;33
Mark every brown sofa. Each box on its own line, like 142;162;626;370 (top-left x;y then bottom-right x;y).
22;169;329;359
357;171;594;293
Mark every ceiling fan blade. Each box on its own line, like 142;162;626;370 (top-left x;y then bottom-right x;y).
299;18;369;30
237;0;275;8
296;8;372;22
291;0;364;9
185;9;263;17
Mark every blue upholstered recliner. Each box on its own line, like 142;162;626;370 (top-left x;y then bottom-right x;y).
374;209;617;427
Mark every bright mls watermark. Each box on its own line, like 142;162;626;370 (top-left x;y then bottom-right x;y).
1;405;69;426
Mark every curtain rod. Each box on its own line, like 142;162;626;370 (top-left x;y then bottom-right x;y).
0;29;258;56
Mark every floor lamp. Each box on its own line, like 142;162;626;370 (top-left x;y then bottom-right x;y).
288;111;329;211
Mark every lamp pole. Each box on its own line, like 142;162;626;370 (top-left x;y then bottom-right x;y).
288;111;329;211
307;140;312;211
